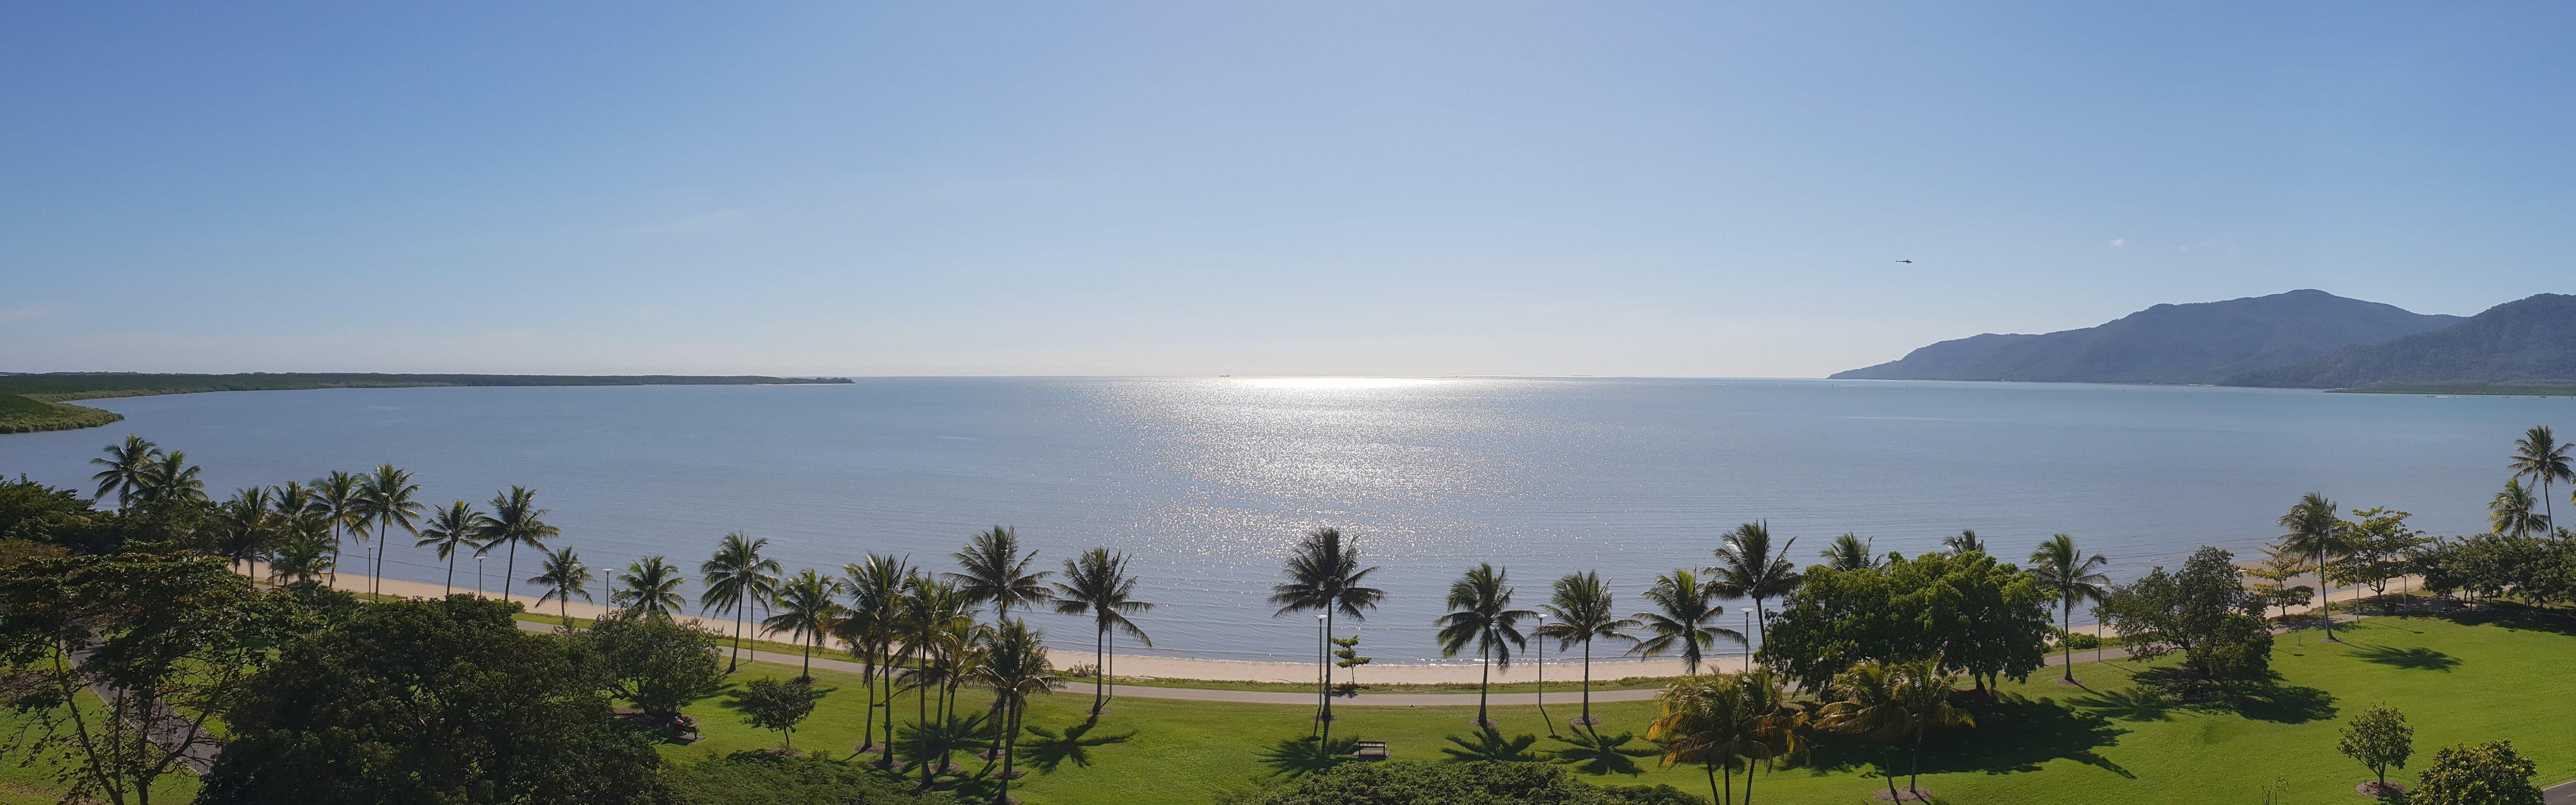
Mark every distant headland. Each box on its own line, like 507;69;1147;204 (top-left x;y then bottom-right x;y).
0;372;852;434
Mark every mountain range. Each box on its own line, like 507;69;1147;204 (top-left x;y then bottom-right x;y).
1832;289;2576;389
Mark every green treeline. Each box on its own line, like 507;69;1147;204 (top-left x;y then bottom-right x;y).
0;372;851;434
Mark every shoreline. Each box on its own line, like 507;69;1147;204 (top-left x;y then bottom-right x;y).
240;562;1700;685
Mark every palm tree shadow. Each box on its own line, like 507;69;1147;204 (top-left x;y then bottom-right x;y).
1441;729;1542;763
1257;736;1358;779
1020;719;1134;772
1545;729;1658;776
2349;643;2461;672
1895;693;2134;779
2067;687;2176;722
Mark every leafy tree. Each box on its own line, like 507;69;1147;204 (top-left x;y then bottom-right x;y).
2333;508;2430;611
1054;547;1155;715
1708;521;1800;645
2411;740;2543;805
1629;568;1739;675
1267;527;1383;736
2094;547;2275;681
580;608;727;720
729;678;828;750
1759;551;2050;692
0;554;292;805
199;596;663;804
945;525;1053;619
1534;571;1638;729
701;532;783;673
1436;563;1535;727
2027;534;2109;683
2338;703;2413;792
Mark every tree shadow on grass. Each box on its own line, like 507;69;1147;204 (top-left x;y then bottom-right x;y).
1545;730;1658;776
2349;643;2461;671
1795;693;2132;780
1018;719;1134;773
1256;736;1357;779
2422;600;2576;638
2128;669;2336;725
2066;687;2176;723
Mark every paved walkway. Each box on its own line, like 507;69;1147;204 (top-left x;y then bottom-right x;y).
2545;779;2575;805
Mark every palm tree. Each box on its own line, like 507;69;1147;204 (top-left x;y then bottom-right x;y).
354;464;423;598
613;556;686;617
699;531;782;673
1534;571;1637;730
1629;568;1741;675
1650;672;1750;804
311;471;364;588
89;435;158;509
1730;669;1803;805
1266;526;1384;734
1052;547;1154;715
265;524;334;586
764;569;846;681
945;526;1053;620
1709;521;1800;647
1941;529;1986;555
530;546;594;624
136;450;206;507
213;487;276;574
2027;534;2110;682
477;486;558;602
977;618;1058;805
268;481;318;576
2489;479;2549;539
1818;659;1971;802
1435;563;1535;728
416;501;491;596
897;575;975;785
839;553;911;759
1819;533;1885;571
2278;492;2346;642
2511;425;2574;527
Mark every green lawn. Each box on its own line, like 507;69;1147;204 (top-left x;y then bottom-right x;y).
672;608;2576;804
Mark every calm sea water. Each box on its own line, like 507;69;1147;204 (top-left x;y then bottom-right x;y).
2;378;2566;663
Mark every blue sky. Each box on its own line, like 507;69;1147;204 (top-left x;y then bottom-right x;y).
4;3;2571;377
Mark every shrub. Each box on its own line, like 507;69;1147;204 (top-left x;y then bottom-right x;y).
2410;740;2542;805
1252;760;1693;805
664;751;948;805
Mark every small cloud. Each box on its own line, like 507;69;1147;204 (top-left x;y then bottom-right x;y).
2109;238;2125;248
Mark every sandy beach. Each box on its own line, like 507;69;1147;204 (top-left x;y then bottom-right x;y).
241;561;1703;684
240;559;2398;685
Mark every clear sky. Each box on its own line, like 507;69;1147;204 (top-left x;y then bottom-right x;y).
4;3;2571;377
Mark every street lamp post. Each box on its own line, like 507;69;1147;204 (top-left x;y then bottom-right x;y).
476;555;486;599
1741;607;1757;670
1535;613;1554;735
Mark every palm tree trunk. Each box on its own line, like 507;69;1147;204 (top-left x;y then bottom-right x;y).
1091;623;1105;714
918;651;933;785
2061;599;2075;682
1745;756;1756;805
1704;760;1719;805
1909;730;1924;794
861;654;878;752
503;540;519;601
1322;610;1335;734
1580;639;1594;728
444;551;455;596
1105;624;1116;708
1476;641;1492;726
997;701;1017;805
881;647;897;766
1886;747;1902;801
2318;548;2335;642
802;636;813;681
729;609;745;673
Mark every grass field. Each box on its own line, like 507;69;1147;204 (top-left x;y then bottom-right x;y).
669;607;2576;804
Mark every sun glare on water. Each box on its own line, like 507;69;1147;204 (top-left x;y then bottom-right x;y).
1228;377;1446;390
